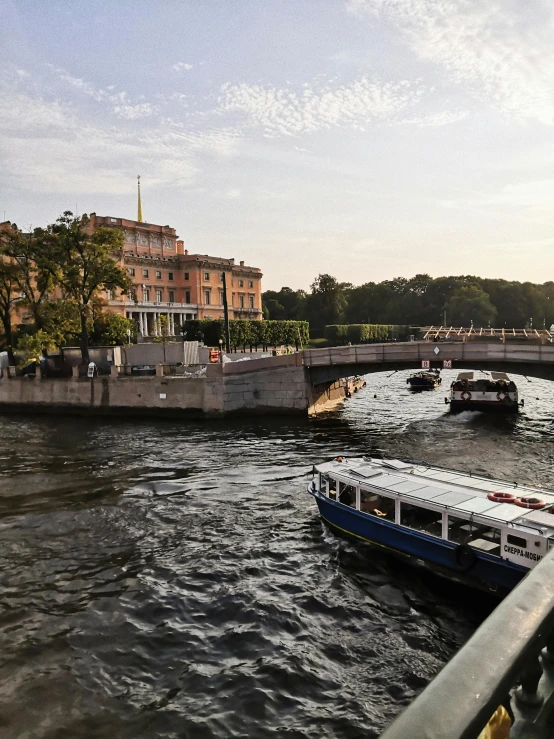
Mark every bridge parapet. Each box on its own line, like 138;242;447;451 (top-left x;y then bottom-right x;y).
302;341;554;367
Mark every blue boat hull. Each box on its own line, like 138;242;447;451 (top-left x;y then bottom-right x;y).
312;493;528;592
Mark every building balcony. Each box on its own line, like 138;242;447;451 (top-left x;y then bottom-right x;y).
108;300;198;310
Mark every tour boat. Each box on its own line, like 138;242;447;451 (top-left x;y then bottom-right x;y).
407;370;442;390
308;457;554;592
448;371;521;412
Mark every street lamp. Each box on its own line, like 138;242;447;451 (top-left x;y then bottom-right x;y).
218;337;223;363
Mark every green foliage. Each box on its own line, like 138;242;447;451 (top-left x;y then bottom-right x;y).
444;286;497;327
15;330;57;367
33;212;132;363
266;273;554;329
324;324;408;345
181;319;310;349
93;312;136;346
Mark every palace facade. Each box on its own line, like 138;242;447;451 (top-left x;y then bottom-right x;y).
88;214;263;337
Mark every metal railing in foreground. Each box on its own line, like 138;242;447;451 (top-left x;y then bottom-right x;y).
380;550;554;739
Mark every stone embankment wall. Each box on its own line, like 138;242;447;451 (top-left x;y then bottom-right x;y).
0;354;318;418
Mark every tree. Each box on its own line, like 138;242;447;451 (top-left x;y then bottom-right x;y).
303;274;347;331
2;226;53;330
92;312;136;346
35;212;131;364
444;286;497;327
0;252;20;362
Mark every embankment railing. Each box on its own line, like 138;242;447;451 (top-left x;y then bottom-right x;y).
380;548;554;738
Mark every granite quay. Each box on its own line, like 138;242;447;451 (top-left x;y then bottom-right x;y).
1;341;554;419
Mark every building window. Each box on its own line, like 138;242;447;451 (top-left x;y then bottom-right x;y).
184;272;189;280
156;290;163;303
204;290;211;305
168;272;174;281
168;290;175;303
249;295;254;309
249;280;253;288
239;295;244;308
220;291;224;304
185;290;191;303
204;272;210;281
156;270;162;279
220;272;225;282
143;288;150;302
239;279;244;287
107;289;114;300
142;269;149;278
129;267;135;277
110;218;118;223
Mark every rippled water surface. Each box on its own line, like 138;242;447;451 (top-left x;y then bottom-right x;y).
1;369;554;738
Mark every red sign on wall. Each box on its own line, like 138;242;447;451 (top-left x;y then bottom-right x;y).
443;359;453;369
421;359;431;369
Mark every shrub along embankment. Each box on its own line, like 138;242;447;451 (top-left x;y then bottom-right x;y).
323;324;410;346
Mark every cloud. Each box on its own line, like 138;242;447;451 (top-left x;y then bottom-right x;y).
347;0;554;124
396;110;469;127
0;76;240;195
172;62;193;72
51;67;158;119
218;77;426;136
225;188;241;199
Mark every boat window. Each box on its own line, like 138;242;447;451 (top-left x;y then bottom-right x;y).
338;482;356;508
320;474;328;495
360;489;395;519
448;516;501;555
507;534;527;548
328;477;337;500
400;503;442;537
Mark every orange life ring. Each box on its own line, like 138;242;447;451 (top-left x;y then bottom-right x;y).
461;390;472;401
515;496;546;509
487;492;517;503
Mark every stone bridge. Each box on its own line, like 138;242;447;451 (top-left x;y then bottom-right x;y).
1;341;553;418
303;341;554;385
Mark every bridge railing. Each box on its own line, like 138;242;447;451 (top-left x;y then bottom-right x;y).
380;549;554;739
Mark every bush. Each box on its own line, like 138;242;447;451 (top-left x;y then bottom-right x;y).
324;324;409;345
181;319;310;350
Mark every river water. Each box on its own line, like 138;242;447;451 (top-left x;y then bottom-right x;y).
1;369;553;738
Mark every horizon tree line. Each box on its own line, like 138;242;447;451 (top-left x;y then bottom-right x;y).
263;274;554;333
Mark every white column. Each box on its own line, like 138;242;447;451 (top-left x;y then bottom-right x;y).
153;312;158;337
139;313;144;336
170;314;175;335
143;313;149;337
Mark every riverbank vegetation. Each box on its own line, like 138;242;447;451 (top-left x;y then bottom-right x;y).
0;212;133;363
181;319;310;350
263;274;554;332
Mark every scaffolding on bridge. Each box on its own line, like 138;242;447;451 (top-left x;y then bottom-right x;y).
421;326;553;343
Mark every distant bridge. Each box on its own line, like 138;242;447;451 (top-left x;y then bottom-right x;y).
303;341;554;385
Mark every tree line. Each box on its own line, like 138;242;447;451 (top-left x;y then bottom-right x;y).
0;212;133;364
263;274;554;333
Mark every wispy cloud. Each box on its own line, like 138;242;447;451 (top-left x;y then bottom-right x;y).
218;77;427;136
172;62;193;72
0;73;240;194
347;0;554;124
51;67;158;119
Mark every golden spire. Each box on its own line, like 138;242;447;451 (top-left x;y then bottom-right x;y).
137;175;143;222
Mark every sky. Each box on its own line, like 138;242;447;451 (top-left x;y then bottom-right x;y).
2;0;554;291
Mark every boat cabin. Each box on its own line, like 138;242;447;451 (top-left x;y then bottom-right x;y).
315;458;554;570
